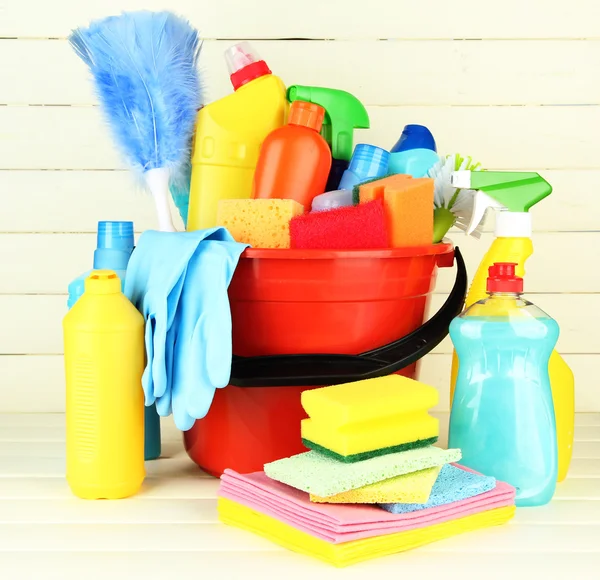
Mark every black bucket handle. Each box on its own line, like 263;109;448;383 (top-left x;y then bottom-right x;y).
229;246;467;387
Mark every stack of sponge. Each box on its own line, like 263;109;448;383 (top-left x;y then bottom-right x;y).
218;375;516;567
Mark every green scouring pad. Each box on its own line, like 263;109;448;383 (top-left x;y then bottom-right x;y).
302;436;439;463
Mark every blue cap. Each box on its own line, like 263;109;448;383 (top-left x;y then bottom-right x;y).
94;221;135;271
97;221;134;251
348;144;390;176
338;144;390;190
391;124;436;153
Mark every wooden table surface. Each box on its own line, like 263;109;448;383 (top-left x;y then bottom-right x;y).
1;413;599;579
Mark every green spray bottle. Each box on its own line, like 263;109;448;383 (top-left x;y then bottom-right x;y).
449;170;574;482
287;85;370;191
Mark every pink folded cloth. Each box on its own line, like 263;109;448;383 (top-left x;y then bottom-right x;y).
218;464;516;544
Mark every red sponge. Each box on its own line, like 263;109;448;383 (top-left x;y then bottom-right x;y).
290;199;389;250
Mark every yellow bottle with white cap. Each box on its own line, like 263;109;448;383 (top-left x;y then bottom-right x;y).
63;270;145;499
187;42;287;230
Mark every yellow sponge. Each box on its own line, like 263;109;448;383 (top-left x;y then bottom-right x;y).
216;199;304;249
310;466;441;504
300;375;439;462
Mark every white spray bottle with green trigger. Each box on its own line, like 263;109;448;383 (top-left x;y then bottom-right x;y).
448;170;574;483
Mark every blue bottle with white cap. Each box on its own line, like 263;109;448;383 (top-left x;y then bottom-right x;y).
67;221;161;461
338;144;390;190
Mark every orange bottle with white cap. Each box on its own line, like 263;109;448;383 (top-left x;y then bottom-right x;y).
252;100;332;211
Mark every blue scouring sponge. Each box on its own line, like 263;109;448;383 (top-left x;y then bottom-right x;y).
379;464;496;514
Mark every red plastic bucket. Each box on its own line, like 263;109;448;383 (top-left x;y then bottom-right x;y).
184;241;458;477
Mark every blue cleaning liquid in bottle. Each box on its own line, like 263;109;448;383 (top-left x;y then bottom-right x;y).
448;262;559;507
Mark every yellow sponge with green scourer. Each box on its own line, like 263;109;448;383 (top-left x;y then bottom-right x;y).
301;375;439;463
310;466;441;504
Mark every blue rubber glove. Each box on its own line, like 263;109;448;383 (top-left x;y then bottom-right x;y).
124;228;234;409
171;238;247;430
124;231;189;406
124;228;247;429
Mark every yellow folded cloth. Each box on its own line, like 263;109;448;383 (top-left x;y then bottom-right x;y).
218;497;516;567
310;466;441;504
301;375;439;461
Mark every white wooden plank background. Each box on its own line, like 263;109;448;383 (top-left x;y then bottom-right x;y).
0;0;598;417
3;0;600;39
4;39;600;106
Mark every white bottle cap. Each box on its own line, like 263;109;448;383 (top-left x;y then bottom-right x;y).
495;212;532;237
225;42;261;76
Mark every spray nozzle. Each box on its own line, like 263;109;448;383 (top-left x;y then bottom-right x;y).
286;85;370;161
451;170;552;237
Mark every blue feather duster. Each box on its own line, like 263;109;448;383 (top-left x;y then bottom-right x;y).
69;11;202;231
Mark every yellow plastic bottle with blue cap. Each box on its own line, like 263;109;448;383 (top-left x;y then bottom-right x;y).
449;171;575;482
187;42;287;230
63;270;145;499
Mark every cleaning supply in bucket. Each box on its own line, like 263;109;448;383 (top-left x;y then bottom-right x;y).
252;100;332;211
63;270;145;499
217;198;304;249
380;464;496;514
69;11;202;232
448;170;574;483
391;124;437;153
187;42;287;230
388;148;440;178
337;144;390;191
354;173;410;204
311;189;354;212
388;124;439;177
287;85;370;191
427;154;483;242
449;262;559;507
124;229;248;430
264;446;461;498
309;466;441;504
289;199;388;250
218;467;515;567
300;375;439;463
66;221;161;461
358;175;434;247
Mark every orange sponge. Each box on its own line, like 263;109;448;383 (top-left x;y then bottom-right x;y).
216;199;304;249
358;174;413;204
359;175;434;247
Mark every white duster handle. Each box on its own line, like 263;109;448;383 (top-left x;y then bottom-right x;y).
145;167;176;232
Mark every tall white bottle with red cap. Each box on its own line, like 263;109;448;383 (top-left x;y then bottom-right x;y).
448;262;559;507
187;42;287;230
